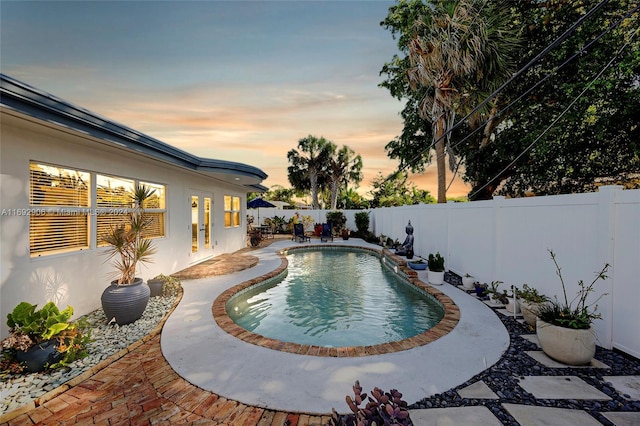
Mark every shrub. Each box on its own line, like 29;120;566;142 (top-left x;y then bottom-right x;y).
326;211;347;234
354;211;370;234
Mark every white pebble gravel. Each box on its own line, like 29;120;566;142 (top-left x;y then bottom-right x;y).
0;293;177;415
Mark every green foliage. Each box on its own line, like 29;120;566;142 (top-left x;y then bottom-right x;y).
368;171;435;207
2;302;91;371
6;302;73;342
264;215;288;233
537;250;609;329
427;252;445;272
328;380;410;426
354;211;370;234
462;0;640;198
327;145;364;210
326;211;347;234
102;184;157;284
381;0;520;202
518;283;549;304
287;135;336;209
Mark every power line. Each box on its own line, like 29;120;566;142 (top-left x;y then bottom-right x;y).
467;25;639;199
394;0;612;177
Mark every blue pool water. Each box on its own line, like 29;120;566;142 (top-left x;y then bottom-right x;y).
226;249;445;347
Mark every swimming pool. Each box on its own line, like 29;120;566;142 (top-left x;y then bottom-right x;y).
226;248;445;347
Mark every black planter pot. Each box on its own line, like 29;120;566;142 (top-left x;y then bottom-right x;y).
147;278;164;297
101;278;150;325
16;340;61;373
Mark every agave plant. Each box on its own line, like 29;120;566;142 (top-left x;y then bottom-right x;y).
102;185;157;285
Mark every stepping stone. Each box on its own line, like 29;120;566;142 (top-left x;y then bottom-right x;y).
521;334;539;346
603;375;640;400
457;380;499;399
601;411;640;426
525;351;610;369
409;406;502;426
517;376;611;400
503;403;603;426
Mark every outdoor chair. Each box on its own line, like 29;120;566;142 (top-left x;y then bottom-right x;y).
293;223;310;243
320;222;333;242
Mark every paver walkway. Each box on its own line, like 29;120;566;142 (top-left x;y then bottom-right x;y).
1;234;639;425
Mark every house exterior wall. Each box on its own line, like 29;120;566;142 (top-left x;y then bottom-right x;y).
1;110;249;338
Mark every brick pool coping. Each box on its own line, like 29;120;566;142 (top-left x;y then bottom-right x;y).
212;245;460;357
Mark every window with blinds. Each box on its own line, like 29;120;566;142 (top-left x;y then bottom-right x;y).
224;195;241;228
96;175;166;246
29;163;90;256
29;162;166;256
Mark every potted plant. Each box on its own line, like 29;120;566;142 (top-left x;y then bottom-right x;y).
341;228;351;240
326;211;347;235
536;250;609;365
427;252;445;285
408;258;427;270
1;302;91;373
486;280;507;304
461;273;475;290
100;185;157;325
518;283;549;327
474;282;488;297
314;223;323;237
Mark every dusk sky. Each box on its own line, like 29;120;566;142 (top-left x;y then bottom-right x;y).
1;0;470;198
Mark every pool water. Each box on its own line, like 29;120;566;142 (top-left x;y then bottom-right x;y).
227;250;445;347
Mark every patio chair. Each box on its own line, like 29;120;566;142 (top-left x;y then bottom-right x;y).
320;222;333;242
293;223;310;243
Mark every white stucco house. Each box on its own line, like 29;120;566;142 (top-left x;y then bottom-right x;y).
0;74;268;338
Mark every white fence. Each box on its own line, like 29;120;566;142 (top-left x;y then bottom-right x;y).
253;186;639;358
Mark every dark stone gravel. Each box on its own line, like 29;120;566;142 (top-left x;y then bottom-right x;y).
409;273;640;425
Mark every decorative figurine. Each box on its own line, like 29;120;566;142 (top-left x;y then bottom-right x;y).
395;221;414;259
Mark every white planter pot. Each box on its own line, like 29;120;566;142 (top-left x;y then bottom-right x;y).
520;300;545;327
428;270;444;285
536;318;596;365
461;276;475;290
505;298;520;314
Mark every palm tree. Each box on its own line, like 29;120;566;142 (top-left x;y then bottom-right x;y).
406;0;518;202
326;145;363;210
287;135;335;209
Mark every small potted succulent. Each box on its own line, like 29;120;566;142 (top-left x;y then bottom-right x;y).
461;273;475;290
427;252;445;285
1;302;91;373
474;282;488;297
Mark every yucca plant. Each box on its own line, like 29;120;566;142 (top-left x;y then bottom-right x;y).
102;185;157;285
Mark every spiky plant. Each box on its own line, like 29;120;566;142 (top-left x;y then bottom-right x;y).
102;185;157;285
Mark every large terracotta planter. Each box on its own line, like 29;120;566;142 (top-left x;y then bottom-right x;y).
101;278;150;325
536;318;596;365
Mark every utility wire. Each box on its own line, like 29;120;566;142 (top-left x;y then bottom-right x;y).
394;0;611;177
436;3;639;168
467;26;638;200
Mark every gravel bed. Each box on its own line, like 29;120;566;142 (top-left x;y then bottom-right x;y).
0;292;178;415
411;274;640;425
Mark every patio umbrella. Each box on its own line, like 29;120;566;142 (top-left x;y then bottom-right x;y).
247;197;276;225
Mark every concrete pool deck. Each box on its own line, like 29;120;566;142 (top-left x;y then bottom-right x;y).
160;238;510;414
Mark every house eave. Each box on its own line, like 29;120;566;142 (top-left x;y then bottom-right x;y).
0;73;268;189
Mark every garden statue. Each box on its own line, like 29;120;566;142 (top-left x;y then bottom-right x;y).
395;221;414;259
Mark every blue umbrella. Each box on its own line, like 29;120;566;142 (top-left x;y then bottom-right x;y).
247;197;276;226
247;197;276;208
